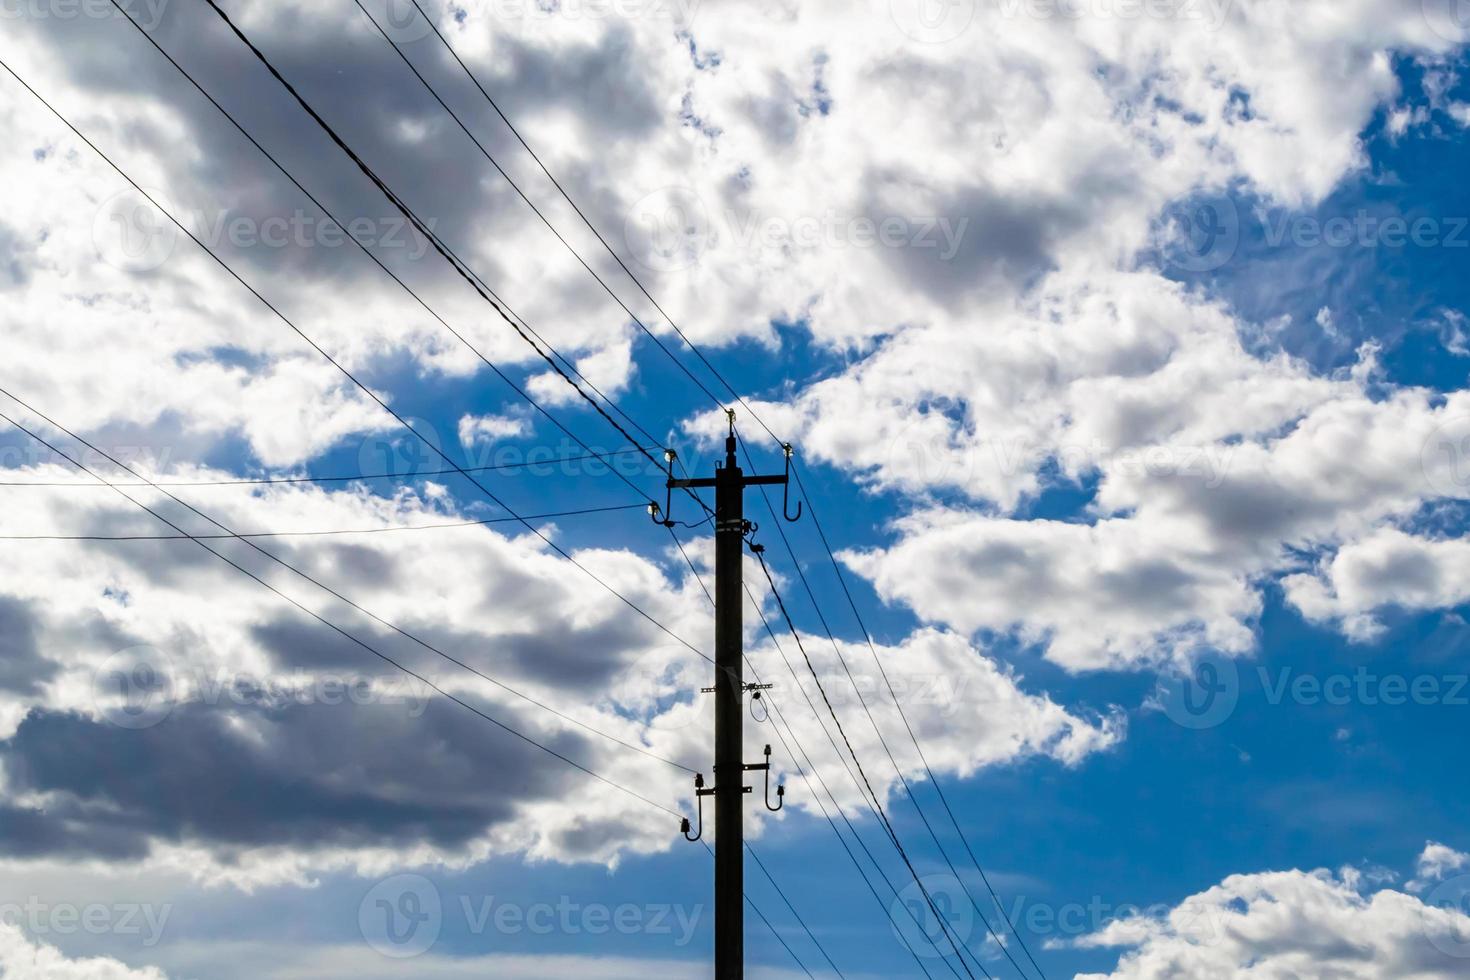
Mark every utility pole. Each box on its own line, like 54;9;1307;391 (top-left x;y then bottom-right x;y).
662;411;797;980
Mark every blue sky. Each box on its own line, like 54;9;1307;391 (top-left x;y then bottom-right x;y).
3;1;1470;978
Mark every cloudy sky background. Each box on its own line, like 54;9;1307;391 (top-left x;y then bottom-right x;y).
3;0;1470;975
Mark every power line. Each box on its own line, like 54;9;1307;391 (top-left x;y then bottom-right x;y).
403;0;784;446
752;546;989;980
745;581;954;980
667;523;950;980
743;437;1029;979
699;841;814;980
793;462;1049;980
0;386;696;775
0;56;708;664
0;446;656;487
0;403;686;817
0;502;645;540
360;0;730;415
99;0;678;515
745;840;846;979
188;0;716;520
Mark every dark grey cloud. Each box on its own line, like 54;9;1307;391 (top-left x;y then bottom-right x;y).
0;595;58;695
0;695;585;859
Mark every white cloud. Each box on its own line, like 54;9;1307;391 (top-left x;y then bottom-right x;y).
0;923;166;980
456;412;529;446
1074;864;1470;979
1284;528;1470;640
1412;842;1470;893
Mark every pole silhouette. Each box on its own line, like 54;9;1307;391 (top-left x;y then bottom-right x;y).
667;412;794;978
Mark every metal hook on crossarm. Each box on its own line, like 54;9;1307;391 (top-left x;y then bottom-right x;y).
762;745;785;812
650;449;678;527
682;772;710;842
781;445;802;523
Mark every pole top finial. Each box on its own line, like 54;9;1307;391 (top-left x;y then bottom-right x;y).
725;408;736;435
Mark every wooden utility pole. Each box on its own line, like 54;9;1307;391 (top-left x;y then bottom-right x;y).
666;412;795;979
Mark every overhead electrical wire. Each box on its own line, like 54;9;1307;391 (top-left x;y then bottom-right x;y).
353;0;730;414
793;462;1050;980
181;0;717;523
400;0;782;445
0;57;708;667
667;523;953;980
230;0;1040;968
0;402;686;817
752;545;990;980
0;385;696;776
0;502;647;540
743;436;1037;979
0;446;657;488
98;0;687;517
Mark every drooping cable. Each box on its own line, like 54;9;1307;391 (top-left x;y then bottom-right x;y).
0;405;685;818
0;447;655;488
0;502;644;540
0;57;707;665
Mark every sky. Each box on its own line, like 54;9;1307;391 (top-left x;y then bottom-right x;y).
2;0;1470;977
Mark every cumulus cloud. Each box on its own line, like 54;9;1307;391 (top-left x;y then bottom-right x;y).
1073;861;1470;979
0;923;167;980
